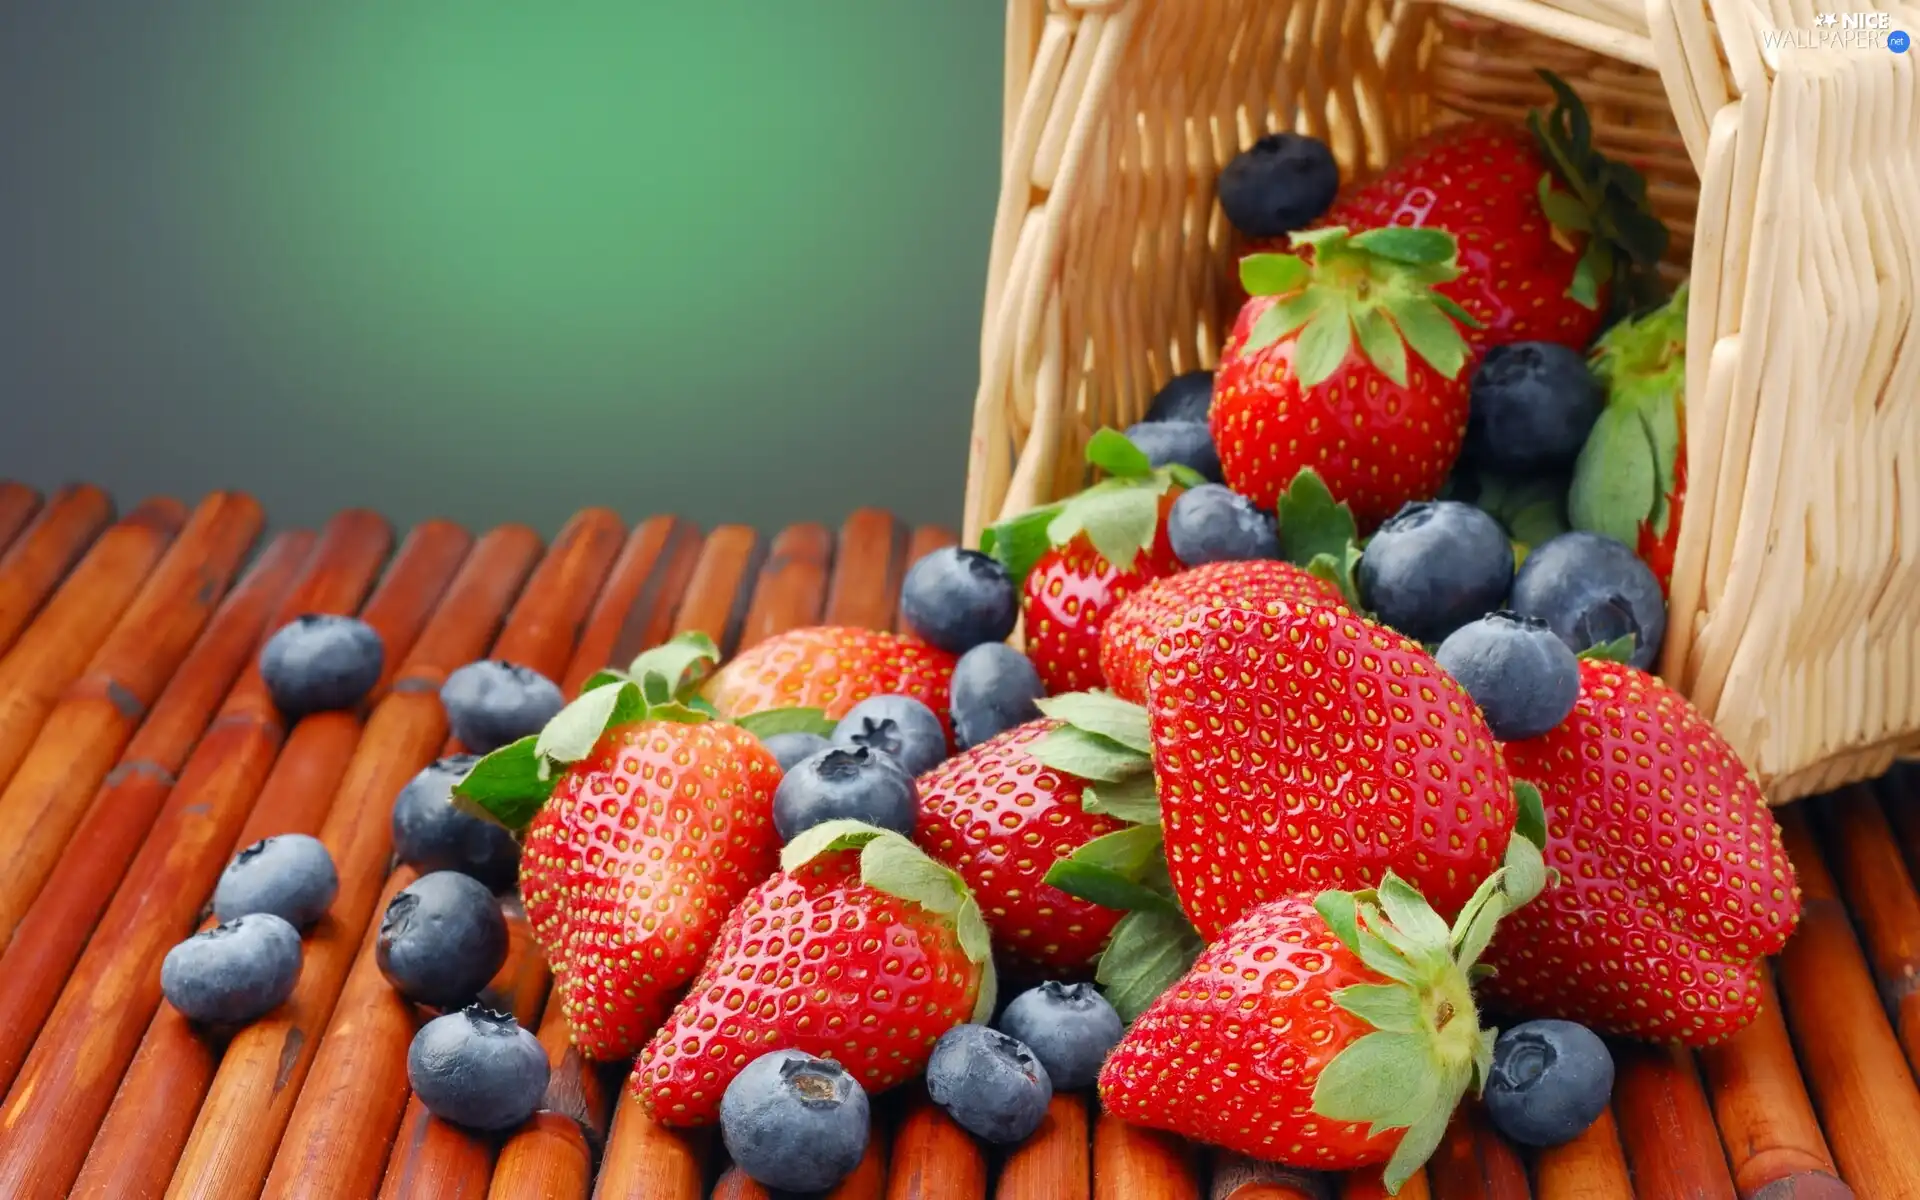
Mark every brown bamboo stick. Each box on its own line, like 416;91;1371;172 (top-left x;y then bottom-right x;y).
736;523;832;650
1209;1155;1324;1200
0;495;185;790
0;526;317;1087
491;1114;593;1200
1697;969;1840;1197
0;519;468;1197
824;508;907;631
883;1096;988;1200
893;525;957;632
1093;1111;1202;1200
158;525;538;1200
0;482;112;655
1816;786;1920;1077
1531;1107;1634;1200
558;516;704;695
1000;1093;1092;1200
678;523;761;653
593;1088;711;1200
1342;1165;1432;1200
0;482;42;557
1774;807;1920;1198
1610;1041;1737;1198
0;491;264;937
1423;1108;1529;1200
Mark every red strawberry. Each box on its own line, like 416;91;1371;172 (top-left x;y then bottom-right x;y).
1477;656;1800;1045
633;820;994;1126
1210;224;1480;527
1148;600;1530;938
1098;560;1344;704
1569;283;1688;595
454;634;786;1061
1100;868;1534;1192
701;625;957;740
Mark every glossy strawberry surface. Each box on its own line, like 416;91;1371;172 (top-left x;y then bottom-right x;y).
1023;496;1183;694
702;625;957;737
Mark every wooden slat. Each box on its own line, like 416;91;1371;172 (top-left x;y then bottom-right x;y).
884;1095;988;1200
1531;1108;1635;1200
566;516;703;691
1697;971;1840;1196
0;495;186;790
1611;1042;1737;1198
0;482;113;656
1424;1109;1529;1200
0;482;42;557
1818;786;1920;1077
1093;1114;1201;1200
0;491;265;938
1000;1093;1092;1200
824;509;907;629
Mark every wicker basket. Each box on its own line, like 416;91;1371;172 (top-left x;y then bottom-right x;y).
963;0;1920;805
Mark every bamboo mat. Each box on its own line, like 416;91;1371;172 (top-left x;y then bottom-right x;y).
0;481;1915;1199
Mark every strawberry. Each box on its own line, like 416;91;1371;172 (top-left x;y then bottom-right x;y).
455;634;831;1060
1210;224;1480;528
1148;600;1540;938
701;625;957;741
632;819;995;1126
982;429;1201;695
1569;283;1689;595
1477;654;1800;1045
1099;867;1537;1192
1098;559;1343;704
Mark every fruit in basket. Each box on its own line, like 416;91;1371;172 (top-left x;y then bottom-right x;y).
760;729;830;771
439;660;566;755
1509;530;1665;669
392;754;522;892
925;1024;1054;1145
1465;342;1604;475
212;834;338;929
1218;132;1342;239
259;613;384;718
702;625;958;740
407;1006;550;1132
1122;420;1223;482
721;1050;872;1195
1357;501;1514;643
161;913;303;1026
830;694;948;776
1481;1020;1614;1148
996;981;1124;1091
1211;225;1480;526
1434;612;1580;742
773;745;918;841
982;429;1199;694
1569;282;1690;594
899;546;1020;654
948;642;1045;750
1166;483;1280;566
453;634;786;1059
1144;370;1215;424
1321;71;1669;358
634;820;993;1126
1098;558;1342;705
1445;467;1573;562
1477;656;1800;1045
1099;868;1534;1190
376;871;510;1010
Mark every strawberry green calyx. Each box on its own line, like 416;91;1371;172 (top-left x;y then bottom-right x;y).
1239;225;1482;389
1276;467;1367;614
1569;283;1688;548
1578;634;1638;665
781;819;999;1023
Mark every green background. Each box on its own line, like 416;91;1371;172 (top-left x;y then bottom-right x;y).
0;2;1003;536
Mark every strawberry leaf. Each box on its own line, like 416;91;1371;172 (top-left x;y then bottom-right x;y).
1348;227;1455;265
449;736;551;834
1332;983;1424;1034
838;823;1001;1025
1244;290;1325;355
1383;1098;1458;1193
627;631;719;697
1044;860;1186;919
1579;634;1638;664
1512;781;1548;850
1085;428;1155;480
1034;691;1150;754
1292;303;1355;389
732;707;837;739
1080;774;1161;825
1095;909;1204;1022
1381;293;1471;380
1307;546;1366;615
1047;484;1162;573
1240;252;1310;297
1537;175;1593;232
1312;1030;1441;1129
1429;292;1481;329
1353;306;1409;388
581;668;629;693
1030;724;1151;782
981;502;1066;588
1569;404;1657;544
1277;467;1359;569
1059;824;1165;877
536;680;647;773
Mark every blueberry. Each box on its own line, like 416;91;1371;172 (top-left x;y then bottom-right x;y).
259;614;384;718
1510;531;1666;670
995;982;1123;1091
1357;502;1514;643
720;1050;870;1194
830;694;948;777
161;913;303;1026
926;1024;1053;1145
1216;133;1341;238
376;871;509;1009
1483;1020;1615;1147
1144;371;1215;425
773;747;918;842
950;643;1045;750
1466;343;1605;474
1435;613;1580;741
440;661;565;755
392;754;522;893
212;834;339;928
761;730;832;773
900;547;1019;654
1123;421;1222;483
408;1005;550;1132
1167;484;1280;566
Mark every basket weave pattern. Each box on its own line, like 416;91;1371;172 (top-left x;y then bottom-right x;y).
965;0;1920;804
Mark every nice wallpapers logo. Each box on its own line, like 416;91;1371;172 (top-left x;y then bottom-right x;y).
1764;11;1911;51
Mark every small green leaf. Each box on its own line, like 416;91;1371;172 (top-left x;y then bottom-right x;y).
1306;544;1365;614
1568;403;1655;547
1085;428;1155;480
1029;725;1151;783
981;503;1067;587
1096;909;1204;1021
861;832;971;920
686;695;721;718
1333;983;1423;1033
1374;874;1450;948
1034;691;1151;754
1278;468;1359;569
581;668;629;693
732;707;838;739
1569;243;1607;309
1473;1028;1498;1094
1048;485;1163;573
626;631;720;696
1165;463;1209;490
1348;227;1456;266
1043;860;1186;918
1453;888;1508;971
1500;827;1549;913
1382;294;1471;380
1061;824;1166;877
1512;781;1548;851
970;952;999;1025
780;817;888;872
1537;176;1593;233
535;681;646;768
1310;1030;1439;1129
1292;303;1356;388
1315;889;1363;952
1353;924;1423;987
1381;1092;1457;1193
1239;253;1310;297
1429;292;1482;329
1080;774;1161;825
1447;869;1510;953
1579;634;1638;664
449;736;552;834
1243;291;1325;355
1507;495;1570;549
1353;306;1409;387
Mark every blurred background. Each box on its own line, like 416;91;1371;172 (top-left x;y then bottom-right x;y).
0;2;1002;537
